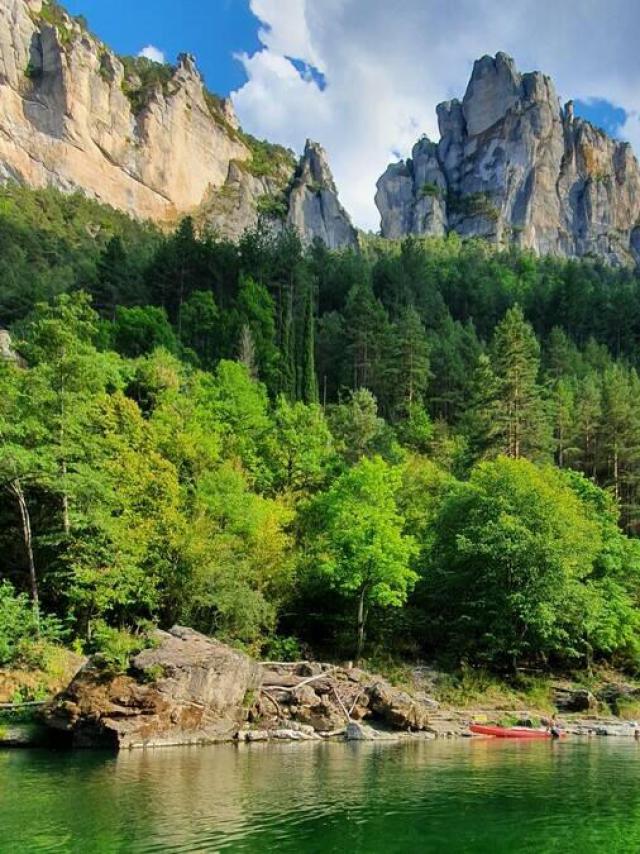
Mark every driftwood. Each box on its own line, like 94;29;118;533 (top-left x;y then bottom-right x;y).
348;689;365;717
260;689;282;717
332;686;352;722
260;670;336;693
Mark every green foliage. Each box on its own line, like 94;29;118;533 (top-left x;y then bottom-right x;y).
24;61;41;81
0;583;63;667
239;134;297;178
110;305;178;357
310;456;419;657
91;622;149;673
120;56;175;114
256;193;289;220
420;182;442;199
4;186;640;676
447;190;500;221
262;635;303;662
423;457;640;670
34;1;78;46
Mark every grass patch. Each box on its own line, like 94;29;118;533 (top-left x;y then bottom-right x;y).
363;653;418;691
610;697;640;720
432;667;554;712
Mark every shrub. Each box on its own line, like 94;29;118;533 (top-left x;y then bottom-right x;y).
91;622;149;673
239;134;297;178
256;193;289;221
120;56;175;115
446;190;500;221
420;182;442;199
262;635;303;662
0;582;63;668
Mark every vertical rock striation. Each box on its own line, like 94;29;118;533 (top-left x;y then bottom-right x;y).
376;52;640;265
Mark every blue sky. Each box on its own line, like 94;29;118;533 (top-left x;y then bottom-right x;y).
63;0;260;95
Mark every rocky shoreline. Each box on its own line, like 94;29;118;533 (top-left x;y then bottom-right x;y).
3;626;640;749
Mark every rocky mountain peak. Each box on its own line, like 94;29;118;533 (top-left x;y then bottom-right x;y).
376;52;640;265
297;140;338;194
287;139;357;249
462;52;523;136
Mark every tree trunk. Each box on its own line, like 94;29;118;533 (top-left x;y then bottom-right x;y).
60;376;70;536
61;458;70;536
11;479;39;620
356;588;367;663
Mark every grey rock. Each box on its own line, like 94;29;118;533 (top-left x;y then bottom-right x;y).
376;52;640;265
553;686;598;713
287;140;358;249
244;730;269;742
271;728;305;740
44;626;262;749
0;329;25;366
345;721;376;740
366;681;434;731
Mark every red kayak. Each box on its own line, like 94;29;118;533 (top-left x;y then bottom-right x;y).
470;724;563;739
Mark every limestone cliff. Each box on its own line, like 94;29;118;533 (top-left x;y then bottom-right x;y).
201;139;357;248
376;53;640;265
287;140;358;249
0;0;356;247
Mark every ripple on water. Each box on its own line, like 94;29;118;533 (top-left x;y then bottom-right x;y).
3;739;640;853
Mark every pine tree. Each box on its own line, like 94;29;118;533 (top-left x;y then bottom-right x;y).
490;305;551;461
551;377;577;469
93;236;131;320
300;286;318;404
573;372;602;479
344;283;389;396
386;305;430;420
460;352;500;463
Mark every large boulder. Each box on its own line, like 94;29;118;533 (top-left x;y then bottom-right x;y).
552;685;598;713
366;681;437;731
44;626;261;749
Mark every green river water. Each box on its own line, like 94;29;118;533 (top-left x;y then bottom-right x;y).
2;738;640;853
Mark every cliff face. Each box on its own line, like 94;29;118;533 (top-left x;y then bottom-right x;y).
202;139;358;249
287;141;358;250
0;0;356;247
376;53;640;265
0;0;250;220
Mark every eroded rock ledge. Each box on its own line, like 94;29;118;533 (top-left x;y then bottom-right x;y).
44;627;440;749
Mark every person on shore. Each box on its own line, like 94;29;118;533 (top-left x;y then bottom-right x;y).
548;714;561;739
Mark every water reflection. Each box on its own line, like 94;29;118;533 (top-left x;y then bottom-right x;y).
3;739;640;852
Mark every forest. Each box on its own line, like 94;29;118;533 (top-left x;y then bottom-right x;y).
3;183;640;682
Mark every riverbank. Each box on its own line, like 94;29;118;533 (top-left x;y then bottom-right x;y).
3;626;640;748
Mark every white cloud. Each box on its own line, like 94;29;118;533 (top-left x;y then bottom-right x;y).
138;45;165;64
231;0;640;231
